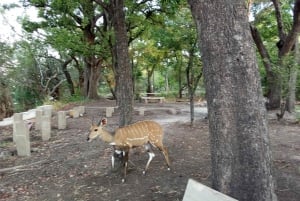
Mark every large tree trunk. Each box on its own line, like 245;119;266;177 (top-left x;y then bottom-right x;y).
83;57;101;99
266;73;282;109
188;1;277;201
146;67;154;94
112;0;133;126
82;17;101;99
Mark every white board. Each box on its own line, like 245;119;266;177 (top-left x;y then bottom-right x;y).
182;179;238;201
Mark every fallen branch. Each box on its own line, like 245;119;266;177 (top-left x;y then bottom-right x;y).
0;159;47;173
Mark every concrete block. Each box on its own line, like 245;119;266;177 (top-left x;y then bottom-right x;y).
41;115;51;141
168;108;177;115
58;111;67;129
69;109;79;118
78;106;85;116
138;107;145;116
35;109;43;131
13;113;23;142
106;107;114;117
182;179;238;201
43;105;53;117
13;113;23;122
15;121;31;156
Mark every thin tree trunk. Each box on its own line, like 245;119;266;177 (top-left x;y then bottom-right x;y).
83;61;91;97
286;36;299;112
286;68;298;112
72;56;84;95
61;58;75;96
186;42;201;125
188;1;277;200
146;66;155;94
250;25;281;109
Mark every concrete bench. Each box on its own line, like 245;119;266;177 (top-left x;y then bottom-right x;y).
141;96;165;104
134;107;177;116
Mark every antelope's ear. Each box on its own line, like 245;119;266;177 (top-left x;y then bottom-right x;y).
100;118;107;126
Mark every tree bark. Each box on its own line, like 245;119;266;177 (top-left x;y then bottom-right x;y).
83;56;101;99
0;82;13;120
146;65;155;94
72;56;84;95
111;0;134;126
188;1;277;200
186;42;202;125
250;24;281;109
286;36;299;112
61;58;75;96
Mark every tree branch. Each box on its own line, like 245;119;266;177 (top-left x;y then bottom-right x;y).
250;24;273;73
0;159;47;173
49;79;66;96
93;0;109;11
279;0;300;57
271;0;286;40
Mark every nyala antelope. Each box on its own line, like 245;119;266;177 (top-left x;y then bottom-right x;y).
87;118;171;182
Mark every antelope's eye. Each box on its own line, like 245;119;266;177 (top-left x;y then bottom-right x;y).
94;128;98;131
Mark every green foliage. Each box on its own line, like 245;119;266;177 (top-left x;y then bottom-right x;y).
4;0;204;111
13;86;43;112
130;2;201;95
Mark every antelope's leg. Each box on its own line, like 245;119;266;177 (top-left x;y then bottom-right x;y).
161;146;171;170
112;146;123;169
156;144;171;170
111;154;115;169
122;147;130;183
111;145;117;169
143;143;155;175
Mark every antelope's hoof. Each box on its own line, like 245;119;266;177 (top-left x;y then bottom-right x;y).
142;170;146;175
167;167;170;171
121;178;125;183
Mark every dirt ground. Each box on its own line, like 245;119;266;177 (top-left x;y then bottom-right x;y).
0;100;299;201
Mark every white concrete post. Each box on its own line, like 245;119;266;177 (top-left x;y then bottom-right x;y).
78;106;85;116
41;115;51;141
15;120;31;156
13;113;23;142
106;107;114;117
70;108;79;118
138;107;145;116
35;109;43;131
43;105;53;117
58;111;67;129
169;108;177;115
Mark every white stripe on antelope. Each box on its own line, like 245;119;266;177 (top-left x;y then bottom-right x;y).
86;118;171;182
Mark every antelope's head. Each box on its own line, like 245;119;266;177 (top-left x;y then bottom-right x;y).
87;118;107;142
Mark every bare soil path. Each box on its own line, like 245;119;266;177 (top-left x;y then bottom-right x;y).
0;100;299;201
